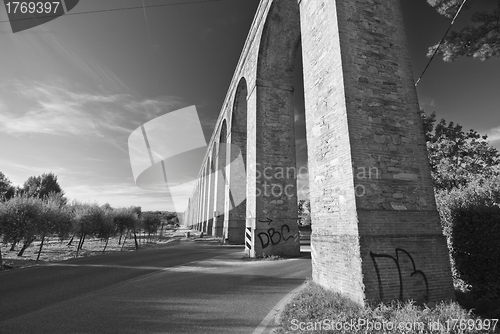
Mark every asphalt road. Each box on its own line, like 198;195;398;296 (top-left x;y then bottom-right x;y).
0;240;311;333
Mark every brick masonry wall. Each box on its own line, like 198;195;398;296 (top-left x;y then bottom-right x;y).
206;154;216;235
186;0;454;304
244;0;302;258
300;0;454;304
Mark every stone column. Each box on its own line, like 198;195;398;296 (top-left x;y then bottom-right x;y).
299;0;455;304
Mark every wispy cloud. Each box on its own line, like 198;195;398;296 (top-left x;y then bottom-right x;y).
64;183;175;211
0;81;183;140
39;31;132;94
419;97;437;111
485;126;500;143
0;160;67;177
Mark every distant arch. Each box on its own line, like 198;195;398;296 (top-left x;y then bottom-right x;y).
224;77;248;244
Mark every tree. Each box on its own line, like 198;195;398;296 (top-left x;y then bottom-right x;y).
96;210;116;254
35;193;72;261
142;213;161;241
0;200;4;269
22;172;66;203
421;111;500;191
427;0;500;61
113;208;140;250
0;194;43;256
100;203;113;212
298;199;311;227
0;172;15;201
71;203;107;256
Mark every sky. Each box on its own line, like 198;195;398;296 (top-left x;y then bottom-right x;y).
0;0;498;212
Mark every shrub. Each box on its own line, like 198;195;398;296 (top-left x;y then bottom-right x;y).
436;176;500;301
276;281;496;334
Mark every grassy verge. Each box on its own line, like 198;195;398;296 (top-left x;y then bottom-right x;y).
275;281;499;334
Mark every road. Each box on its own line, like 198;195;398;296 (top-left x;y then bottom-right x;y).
0;239;311;333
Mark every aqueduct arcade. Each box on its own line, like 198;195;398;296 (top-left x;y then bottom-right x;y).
183;0;454;305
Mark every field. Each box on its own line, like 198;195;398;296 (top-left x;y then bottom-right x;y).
0;228;201;270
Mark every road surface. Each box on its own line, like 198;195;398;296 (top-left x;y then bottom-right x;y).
0;240;311;333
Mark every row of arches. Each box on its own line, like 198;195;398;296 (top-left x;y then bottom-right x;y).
181;0;456;305
184;0;302;254
186;78;249;244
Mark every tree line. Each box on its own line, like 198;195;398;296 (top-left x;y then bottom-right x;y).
0;172;177;270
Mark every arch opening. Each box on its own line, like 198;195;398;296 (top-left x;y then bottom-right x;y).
247;0;302;257
224;78;248;244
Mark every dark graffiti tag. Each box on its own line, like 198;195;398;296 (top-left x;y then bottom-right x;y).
257;224;295;248
369;248;429;302
258;218;273;225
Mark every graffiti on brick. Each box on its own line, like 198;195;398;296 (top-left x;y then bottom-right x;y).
257;224;295;249
369;248;429;302
258;218;273;225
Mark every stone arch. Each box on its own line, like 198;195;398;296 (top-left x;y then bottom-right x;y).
185;0;456;305
213;119;228;237
257;0;300;87
224;77;248;244
245;0;301;257
206;146;217;235
201;157;211;233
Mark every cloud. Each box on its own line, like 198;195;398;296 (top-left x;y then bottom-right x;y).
124;97;184;123
0;81;183;139
64;183;173;211
39;31;132;94
63;183;176;211
485;126;500;150
485;126;500;143
419;97;437;110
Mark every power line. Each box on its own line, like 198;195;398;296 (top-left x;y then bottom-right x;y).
0;0;228;24
415;0;468;87
140;0;159;89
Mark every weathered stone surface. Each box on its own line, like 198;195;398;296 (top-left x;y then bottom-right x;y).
183;0;454;305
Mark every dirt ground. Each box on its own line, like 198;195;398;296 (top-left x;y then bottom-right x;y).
0;230;195;270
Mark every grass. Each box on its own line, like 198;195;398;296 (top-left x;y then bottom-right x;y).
243;254;286;261
275;281;500;334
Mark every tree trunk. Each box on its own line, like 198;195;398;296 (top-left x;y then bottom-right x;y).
76;233;85;258
77;233;84;250
102;238;109;254
79;233;86;250
120;230;129;251
118;231;123;245
133;230;139;250
67;233;75;246
36;234;45;262
18;237;35;257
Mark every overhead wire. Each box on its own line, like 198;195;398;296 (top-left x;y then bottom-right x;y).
415;0;468;87
140;0;159;90
1;0;469;88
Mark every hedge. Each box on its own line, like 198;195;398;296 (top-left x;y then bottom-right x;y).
436;177;500;301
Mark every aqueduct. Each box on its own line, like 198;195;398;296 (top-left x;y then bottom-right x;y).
183;0;455;304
